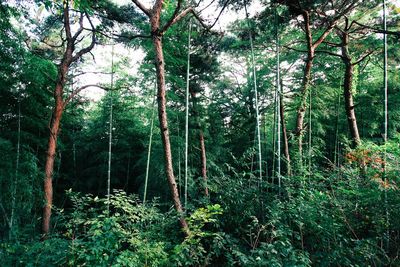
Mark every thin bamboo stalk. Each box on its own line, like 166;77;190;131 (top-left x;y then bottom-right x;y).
184;21;192;209
143;86;157;203
245;4;262;181
107;44;115;213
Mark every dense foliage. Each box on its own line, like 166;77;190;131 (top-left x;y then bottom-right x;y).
1;0;400;266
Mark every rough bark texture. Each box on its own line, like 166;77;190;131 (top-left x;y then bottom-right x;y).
141;0;190;235
199;130;209;196
296;54;313;159
43;75;67;236
279;91;291;176
42;5;95;237
340;32;361;147
295;11;314;162
191;90;209;197
152;34;189;235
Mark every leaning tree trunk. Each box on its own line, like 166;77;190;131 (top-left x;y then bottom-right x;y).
341;33;361;147
152;32;189;234
42;82;64;236
40;5;95;237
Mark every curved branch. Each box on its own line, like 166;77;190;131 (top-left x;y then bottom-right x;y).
131;0;151;17
64;84;110;106
352;50;374;66
71;13;96;63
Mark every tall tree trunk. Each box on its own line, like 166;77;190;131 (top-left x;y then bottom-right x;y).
42;82;64;236
280;90;291;176
199;130;209;196
191;90;209;197
340;32;361;147
295;11;314;163
152;33;189;234
40;5;95;237
296;53;314;162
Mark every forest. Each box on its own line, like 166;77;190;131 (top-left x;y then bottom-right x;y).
0;0;400;265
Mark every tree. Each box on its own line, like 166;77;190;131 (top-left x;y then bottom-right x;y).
129;0;213;234
279;0;358;165
41;1;96;237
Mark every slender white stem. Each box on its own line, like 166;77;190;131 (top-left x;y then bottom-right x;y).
308;85;312;177
144;85;157;203
276;9;281;188
107;44;115;214
184;21;192;209
10;99;21;240
383;0;389;252
245;5;262;181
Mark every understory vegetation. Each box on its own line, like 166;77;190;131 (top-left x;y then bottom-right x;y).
1;0;400;266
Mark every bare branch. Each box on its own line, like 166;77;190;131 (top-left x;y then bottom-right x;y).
63;4;72;40
83;27;151;41
352;50;374;66
322;40;342;47
131;0;151;17
41;38;65;48
312;20;338;49
282;44;307;54
71;13;96;63
64;84;110;106
207;0;231;29
352;20;400;37
161;0;184;32
71;13;84;42
315;49;343;58
71;71;113;79
161;7;193;33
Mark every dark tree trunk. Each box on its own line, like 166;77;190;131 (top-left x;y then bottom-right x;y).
279;91;291;176
294;9;340;165
295;54;314;159
191;90;209;197
340;32;361;147
295;11;315;163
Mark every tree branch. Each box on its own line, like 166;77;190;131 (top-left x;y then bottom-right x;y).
64;84;110;106
63;3;72;40
315;49;343;58
207;0;231;29
352;50;374;66
71;13;96;63
352;20;400;37
71;13;84;42
131;0;151;17
161;7;193;33
161;0;184;32
312;20;338;49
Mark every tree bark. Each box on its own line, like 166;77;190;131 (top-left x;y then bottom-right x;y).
295;11;314;163
42;82;64;236
340;32;361;147
199;130;209;196
152;33;189;235
296;54;313;160
41;5;95;237
191;90;209;197
279;90;291;176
